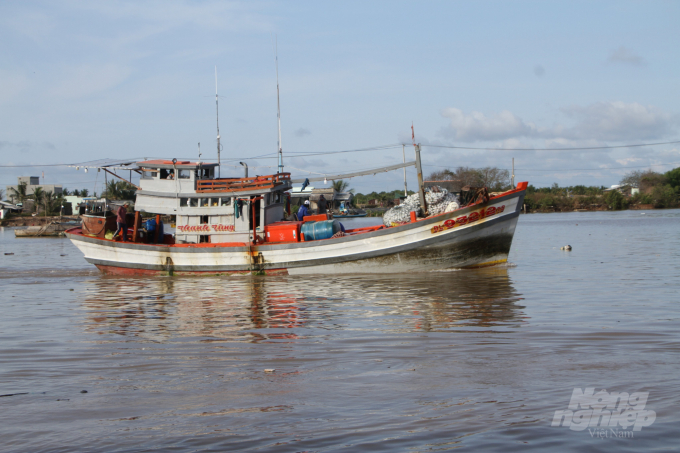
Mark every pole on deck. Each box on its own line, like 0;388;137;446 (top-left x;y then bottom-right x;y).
132;211;141;243
154;214;161;244
512;158;515;188
402;144;408;197
414;143;427;216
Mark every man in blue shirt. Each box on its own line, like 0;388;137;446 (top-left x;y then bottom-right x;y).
297;200;310;221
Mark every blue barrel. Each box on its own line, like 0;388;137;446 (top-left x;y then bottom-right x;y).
301;220;341;241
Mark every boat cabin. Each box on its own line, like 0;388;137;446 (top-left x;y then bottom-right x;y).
134;160;292;244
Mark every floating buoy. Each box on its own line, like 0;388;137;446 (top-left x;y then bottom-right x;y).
561;245;572;251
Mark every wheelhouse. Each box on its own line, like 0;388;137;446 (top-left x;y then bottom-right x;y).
135;160;292;244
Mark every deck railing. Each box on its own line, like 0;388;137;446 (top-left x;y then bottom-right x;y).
196;173;291;193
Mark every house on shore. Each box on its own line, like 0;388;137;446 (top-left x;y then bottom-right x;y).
6;176;63;203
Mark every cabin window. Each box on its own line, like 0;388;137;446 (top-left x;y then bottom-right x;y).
178;169;191;179
220;197;231;206
180;198;189;207
195;168;212;179
210;198;219;207
272;192;282;204
200;215;209;224
160;169;175;180
189;198;198;208
199;235;210;243
141;170;157;179
200;198;209;208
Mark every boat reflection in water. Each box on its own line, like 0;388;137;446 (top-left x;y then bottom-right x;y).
80;268;524;340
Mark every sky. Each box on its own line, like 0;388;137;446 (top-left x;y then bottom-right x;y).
1;0;679;195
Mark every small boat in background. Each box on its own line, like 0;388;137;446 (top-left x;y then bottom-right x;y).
333;213;367;218
15;221;76;237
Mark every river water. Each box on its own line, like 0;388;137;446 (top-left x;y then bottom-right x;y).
1;210;679;452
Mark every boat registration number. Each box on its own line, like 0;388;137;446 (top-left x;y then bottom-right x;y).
430;205;505;234
177;224;235;233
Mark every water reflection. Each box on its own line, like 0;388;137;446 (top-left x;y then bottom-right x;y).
80;268;525;341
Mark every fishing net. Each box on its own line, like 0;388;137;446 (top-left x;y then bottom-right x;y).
382;187;460;226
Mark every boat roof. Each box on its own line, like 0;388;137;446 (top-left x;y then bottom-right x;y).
137;160;219;170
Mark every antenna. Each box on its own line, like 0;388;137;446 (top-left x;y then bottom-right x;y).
198;142;201;163
215;66;222;178
275;36;283;175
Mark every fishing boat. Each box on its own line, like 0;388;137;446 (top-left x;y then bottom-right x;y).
65;65;527;274
65;154;527;275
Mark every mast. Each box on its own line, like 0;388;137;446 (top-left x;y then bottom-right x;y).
415;143;427;216
215;66;221;178
412;124;427;216
402;144;408;197
275;38;283;174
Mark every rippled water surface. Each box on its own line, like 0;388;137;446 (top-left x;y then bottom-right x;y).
1;211;679;452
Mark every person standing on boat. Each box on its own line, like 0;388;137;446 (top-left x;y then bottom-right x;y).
112;202;129;241
318;195;328;215
297;200;310;221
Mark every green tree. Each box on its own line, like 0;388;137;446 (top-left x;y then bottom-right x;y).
665;167;680;190
332;179;353;193
639;171;666;192
32;187;45;213
604;190;629;210
43;191;55;216
80;189;89;197
650;185;678;208
104;180;137;200
9;182;28;204
0;188;4;201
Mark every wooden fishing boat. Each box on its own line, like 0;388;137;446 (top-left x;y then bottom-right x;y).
65;158;527;275
15;221;75;237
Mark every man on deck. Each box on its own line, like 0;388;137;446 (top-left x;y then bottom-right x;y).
318;195;328;215
112;202;130;241
297;200;310;221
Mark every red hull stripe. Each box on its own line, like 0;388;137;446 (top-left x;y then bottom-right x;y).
95;264;289;276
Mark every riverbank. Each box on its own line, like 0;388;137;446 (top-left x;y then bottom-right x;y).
0;215;80;228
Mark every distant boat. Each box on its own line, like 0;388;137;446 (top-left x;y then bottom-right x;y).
15;221;75;237
333;213;367;218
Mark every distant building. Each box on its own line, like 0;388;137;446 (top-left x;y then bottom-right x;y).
0;201;21;219
6;176;63;203
604;184;636;196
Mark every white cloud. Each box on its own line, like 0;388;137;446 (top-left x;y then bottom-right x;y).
559;102;676;141
608;46;645;66
439;102;678;143
440;108;538;142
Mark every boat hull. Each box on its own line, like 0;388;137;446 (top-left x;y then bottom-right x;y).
66;187;525;275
